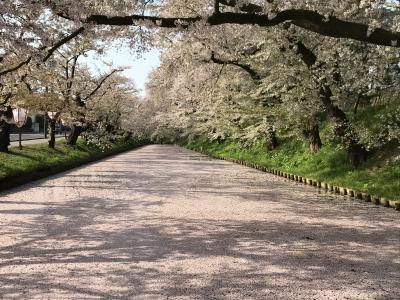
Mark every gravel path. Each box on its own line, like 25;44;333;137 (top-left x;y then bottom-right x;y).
0;145;399;299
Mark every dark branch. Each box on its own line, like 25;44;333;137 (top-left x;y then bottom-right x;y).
220;0;263;13
65;54;80;100
214;0;221;14
86;14;201;28
210;51;261;81
23;79;33;94
0;93;12;106
242;45;262;56
83;69;122;101
0;27;85;78
219;1;400;47
0;57;31;77
0;73;29;106
51;1;400;47
42;27;85;62
286;37;317;67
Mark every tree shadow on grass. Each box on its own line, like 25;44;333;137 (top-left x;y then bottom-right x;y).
5;150;38;160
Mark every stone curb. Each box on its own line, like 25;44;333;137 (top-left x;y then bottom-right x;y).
196;150;400;211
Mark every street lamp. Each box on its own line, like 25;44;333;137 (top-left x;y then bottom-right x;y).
48;111;57;120
61;118;68;139
12;107;29;150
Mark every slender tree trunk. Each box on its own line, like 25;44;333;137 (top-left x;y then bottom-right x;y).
123;131;132;142
353;93;362;117
266;126;278;150
66;124;85;145
309;124;322;153
0;120;10;153
319;84;367;168
48;119;56;148
303;123;322;153
0;107;12;153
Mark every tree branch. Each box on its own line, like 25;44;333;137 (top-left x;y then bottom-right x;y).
214;0;221;14
286;36;317;67
41;26;85;62
218;1;400;47
65;54;80;100
220;0;263;13
85;14;201;28
49;2;400;48
44;0;400;47
81;11;400;47
209;51;261;81
83;69;122;101
0;57;31;77
0;27;85;78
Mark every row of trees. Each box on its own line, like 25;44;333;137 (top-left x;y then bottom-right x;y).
1;37;139;151
141;1;400;167
1;1;399;163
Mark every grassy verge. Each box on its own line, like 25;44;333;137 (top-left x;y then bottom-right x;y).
183;137;400;201
0;138;148;192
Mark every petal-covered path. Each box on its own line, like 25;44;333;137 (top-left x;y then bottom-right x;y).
0;145;399;299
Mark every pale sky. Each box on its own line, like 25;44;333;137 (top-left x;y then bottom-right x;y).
81;45;161;97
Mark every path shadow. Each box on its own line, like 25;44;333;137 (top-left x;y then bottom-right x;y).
0;145;398;299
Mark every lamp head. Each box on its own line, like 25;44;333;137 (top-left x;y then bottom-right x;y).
12;107;29;128
48;111;57;120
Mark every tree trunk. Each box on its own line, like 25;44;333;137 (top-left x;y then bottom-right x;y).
319;84;367;168
353;93;362;117
48;119;56;148
0;107;13;153
266;126;278;150
283;35;367;167
123;131;132;142
303;123;322;153
0;120;11;153
66;124;85;145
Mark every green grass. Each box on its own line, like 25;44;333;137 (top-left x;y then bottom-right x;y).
183;135;400;201
0;138;147;191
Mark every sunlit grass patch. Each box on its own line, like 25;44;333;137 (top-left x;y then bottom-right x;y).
184;137;400;200
0;138;146;189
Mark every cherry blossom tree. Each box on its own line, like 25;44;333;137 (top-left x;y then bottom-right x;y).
1;0;399;162
139;1;399;167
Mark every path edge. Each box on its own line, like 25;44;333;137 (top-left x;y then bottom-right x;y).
0;142;149;194
185;147;400;212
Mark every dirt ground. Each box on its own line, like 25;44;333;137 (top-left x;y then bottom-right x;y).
0;145;399;299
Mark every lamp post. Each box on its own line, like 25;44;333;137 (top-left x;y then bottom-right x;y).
61;118;68;139
12;107;29;150
47;111;58;148
44;112;47;139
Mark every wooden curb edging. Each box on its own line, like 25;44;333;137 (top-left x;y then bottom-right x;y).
194;150;400;211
